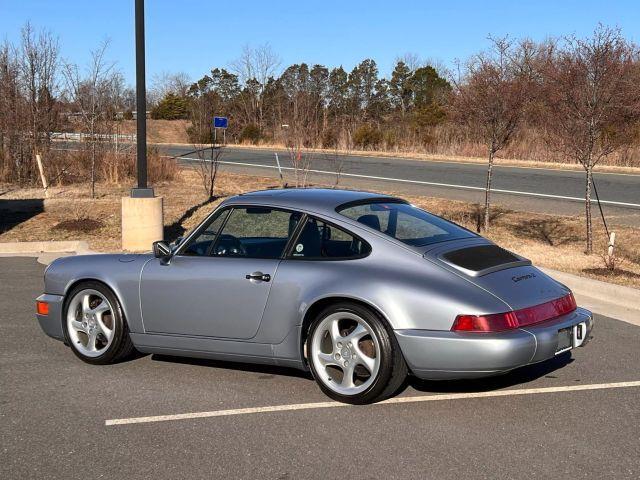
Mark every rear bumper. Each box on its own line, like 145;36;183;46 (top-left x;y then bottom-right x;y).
395;307;593;380
35;294;65;340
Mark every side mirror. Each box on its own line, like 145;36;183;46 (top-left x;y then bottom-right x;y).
152;240;172;259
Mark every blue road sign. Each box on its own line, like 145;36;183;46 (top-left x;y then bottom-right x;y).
213;116;228;129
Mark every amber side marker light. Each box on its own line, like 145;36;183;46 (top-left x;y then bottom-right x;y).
36;301;49;316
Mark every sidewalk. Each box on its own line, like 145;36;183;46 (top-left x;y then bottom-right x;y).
541;267;640;327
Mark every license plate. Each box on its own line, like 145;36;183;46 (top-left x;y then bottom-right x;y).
556;327;573;354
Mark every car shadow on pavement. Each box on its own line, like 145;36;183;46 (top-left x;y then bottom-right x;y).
146;352;573;397
407;352;574;394
150;353;314;380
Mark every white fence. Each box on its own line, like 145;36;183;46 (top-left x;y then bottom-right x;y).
51;132;136;142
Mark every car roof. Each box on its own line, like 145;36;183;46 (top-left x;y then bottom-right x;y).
222;188;403;215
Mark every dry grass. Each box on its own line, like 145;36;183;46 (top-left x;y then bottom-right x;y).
0;169;280;252
1;168;639;288
110;120;640;174
119;120;190;144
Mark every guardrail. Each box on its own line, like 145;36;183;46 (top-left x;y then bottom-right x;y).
51;132;137;142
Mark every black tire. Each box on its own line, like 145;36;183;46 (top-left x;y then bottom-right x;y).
62;281;136;365
306;302;407;404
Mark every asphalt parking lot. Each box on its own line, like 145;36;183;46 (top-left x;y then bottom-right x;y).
1;257;639;479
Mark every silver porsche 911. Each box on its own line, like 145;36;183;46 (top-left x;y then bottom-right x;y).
36;188;593;403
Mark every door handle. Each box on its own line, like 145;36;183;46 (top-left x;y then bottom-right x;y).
245;271;271;282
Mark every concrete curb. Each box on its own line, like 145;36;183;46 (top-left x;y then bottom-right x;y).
0;240;90;254
0;241;93;266
541;267;640;327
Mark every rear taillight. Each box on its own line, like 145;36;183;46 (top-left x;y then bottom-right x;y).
452;293;577;332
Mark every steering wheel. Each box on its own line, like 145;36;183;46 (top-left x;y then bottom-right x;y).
213;234;247;257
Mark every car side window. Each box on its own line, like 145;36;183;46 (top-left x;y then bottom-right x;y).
289;217;370;260
181;209;229;257
212;207;302;259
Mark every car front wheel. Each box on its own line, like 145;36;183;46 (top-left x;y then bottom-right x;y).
307;302;407;404
62;281;135;365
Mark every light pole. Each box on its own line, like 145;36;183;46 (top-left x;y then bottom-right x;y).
133;0;151;197
121;0;164;251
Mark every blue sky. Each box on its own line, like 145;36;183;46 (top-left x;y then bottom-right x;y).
1;0;638;84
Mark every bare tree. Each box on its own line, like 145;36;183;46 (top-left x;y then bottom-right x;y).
540;26;640;253
195;145;223;201
149;70;191;106
396;52;422;72
328;147;346;188
63;40;116;198
0;24;60;184
193;127;223;200
0;41;24;183
19;23;60;169
230;43;281;130
451;37;536;230
287;143;313;188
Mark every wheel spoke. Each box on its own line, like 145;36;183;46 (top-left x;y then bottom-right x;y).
71;320;86;333
340;362;356;388
82;294;92;315
345;324;368;343
329;318;342;345
85;330;98;351
317;352;339;368
96;317;113;341
92;301;110;315
354;345;376;373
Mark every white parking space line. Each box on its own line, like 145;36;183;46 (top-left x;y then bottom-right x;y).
176;157;640;209
106;380;640;426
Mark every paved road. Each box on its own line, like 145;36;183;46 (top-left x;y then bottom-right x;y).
2;257;640;479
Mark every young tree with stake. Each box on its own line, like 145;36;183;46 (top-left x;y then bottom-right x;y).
540;26;640;254
451;38;535;231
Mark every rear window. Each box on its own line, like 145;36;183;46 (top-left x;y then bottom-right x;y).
442;245;520;272
337;201;475;247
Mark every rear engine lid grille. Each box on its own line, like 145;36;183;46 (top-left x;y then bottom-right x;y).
440;245;529;276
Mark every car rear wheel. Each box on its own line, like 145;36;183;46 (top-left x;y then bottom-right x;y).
63;281;135;365
307;302;407;404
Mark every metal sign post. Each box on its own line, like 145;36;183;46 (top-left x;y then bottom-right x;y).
213;116;228;146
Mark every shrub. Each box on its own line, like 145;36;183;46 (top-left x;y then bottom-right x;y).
322;129;338;148
353;124;383;149
239;124;261;144
151;93;189;120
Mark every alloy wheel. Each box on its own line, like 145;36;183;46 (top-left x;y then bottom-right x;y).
310;311;381;395
66;289;115;358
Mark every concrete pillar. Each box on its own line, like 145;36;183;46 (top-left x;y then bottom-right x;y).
121;196;164;251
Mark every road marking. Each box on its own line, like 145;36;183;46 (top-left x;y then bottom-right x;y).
176;157;640;209
105;380;640;426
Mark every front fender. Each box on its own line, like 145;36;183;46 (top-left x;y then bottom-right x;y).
44;254;151;334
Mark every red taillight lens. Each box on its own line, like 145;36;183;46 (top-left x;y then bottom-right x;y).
36;301;49;316
452;293;577;332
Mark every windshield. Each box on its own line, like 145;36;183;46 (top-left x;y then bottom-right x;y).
337;201;476;247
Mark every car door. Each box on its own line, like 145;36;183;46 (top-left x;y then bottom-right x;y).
140;205;301;339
